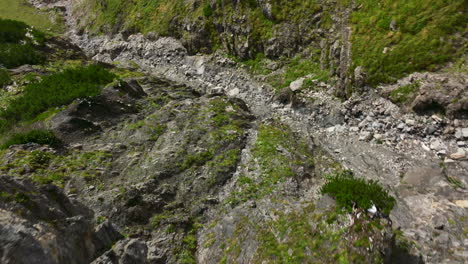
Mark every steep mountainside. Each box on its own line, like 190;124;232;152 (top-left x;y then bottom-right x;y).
0;0;467;264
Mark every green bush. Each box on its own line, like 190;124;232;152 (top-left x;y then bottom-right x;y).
0;43;46;68
1;129;61;149
0;18;45;44
320;170;396;215
0;64;116;132
0;18;46;68
0;68;10;87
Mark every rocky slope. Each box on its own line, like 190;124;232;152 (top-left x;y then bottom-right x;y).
0;0;467;263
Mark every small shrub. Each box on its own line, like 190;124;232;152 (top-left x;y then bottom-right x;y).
0;43;46;68
320;170;396;215
0;18;45;44
0;19;46;68
0;68;10;87
203;3;213;17
1;129;61;149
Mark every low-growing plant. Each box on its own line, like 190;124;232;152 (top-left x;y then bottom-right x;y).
0;19;47;68
389;82;420;104
320;170;396;215
0;64;116;132
0;129;60;149
0;68;10;87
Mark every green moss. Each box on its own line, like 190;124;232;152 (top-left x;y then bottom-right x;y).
349;0;466;85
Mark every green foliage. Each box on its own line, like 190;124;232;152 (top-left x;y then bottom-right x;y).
320;170;396;215
203;3;213;17
389;82;420;104
0;18;46;68
0;68;11;87
350;0;466;85
0;18;45;44
1;129;60;149
0;43;46;68
0;65;116;132
29;150;53;167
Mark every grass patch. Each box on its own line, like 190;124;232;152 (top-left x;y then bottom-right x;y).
320;170;396;215
226;122;314;205
0;149;113;187
0;129;60;149
350;0;467;85
389;82;420;104
0;64;116;132
0;0;65;34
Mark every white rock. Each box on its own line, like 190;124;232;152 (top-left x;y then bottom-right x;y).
326;126;336;133
350;126;359;132
227;88;240;96
289;77;305;91
359;131;373;141
429;138;446;151
374;134;383;140
457;141;465;147
405;119;416;126
444;158;456;164
367;205;377;214
421;143;431;152
450;152;466;160
431;115;443;122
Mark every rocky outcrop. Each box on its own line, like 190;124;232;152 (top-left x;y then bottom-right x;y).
0;174;122;264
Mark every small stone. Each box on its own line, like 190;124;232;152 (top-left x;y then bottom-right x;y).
350;126;359;132
374;134;383;140
71;144;83;150
457;141;465;147
227;88;240;96
429;139;445;151
326;126;336;133
463;128;468;138
405;119;416;126
436;149;447;156
289;78;305;91
443;126;455;135
209;86;224;95
425;125;437;135
359;131;373;141
421;143;431;152
431;115;443;122
397;123;405;130
450;152;465;160
444;158;455;164
88;185;95;191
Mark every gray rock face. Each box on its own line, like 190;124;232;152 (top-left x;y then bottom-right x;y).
0;176;122;264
